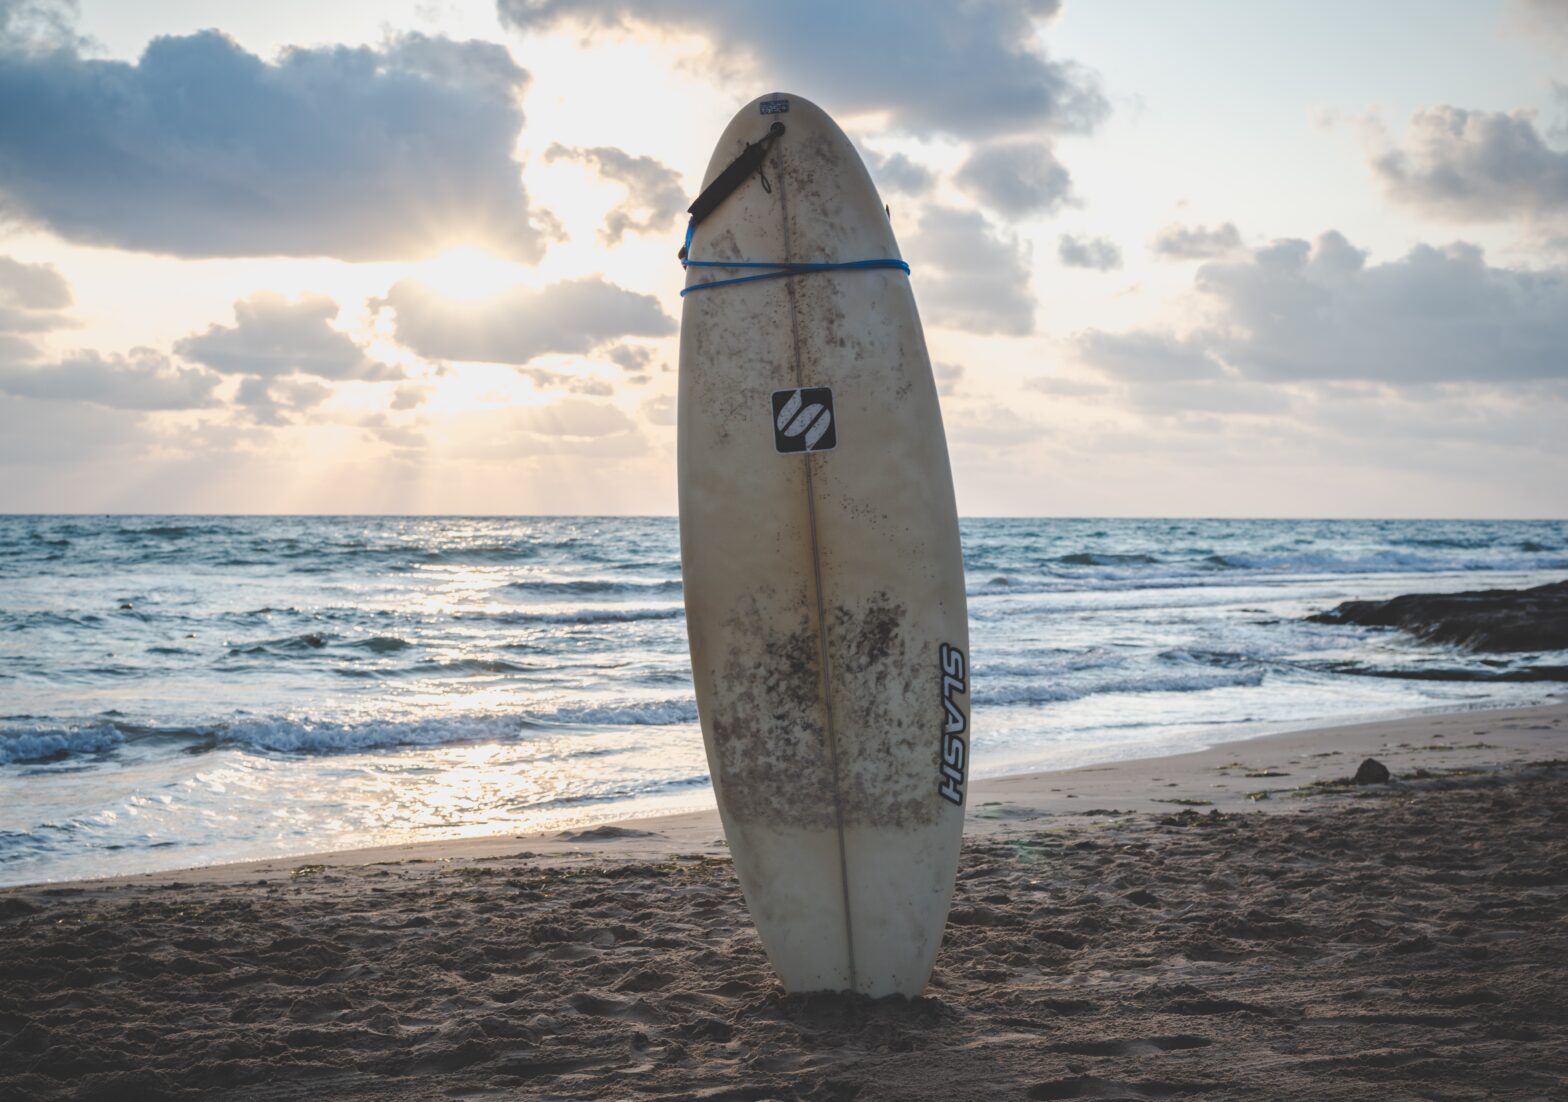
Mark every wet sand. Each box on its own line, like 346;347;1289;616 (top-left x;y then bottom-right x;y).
2;703;1565;1100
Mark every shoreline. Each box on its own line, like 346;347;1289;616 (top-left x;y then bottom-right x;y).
3;698;1564;1100
19;697;1564;893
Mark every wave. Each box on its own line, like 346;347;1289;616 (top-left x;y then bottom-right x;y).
976;666;1266;707
970;547;1568;595
225;633;332;656
1309;662;1568;684
1054;552;1162;567
499;578;682;596
0;726;126;765
464;607;684;625
354;636;413;653
0;611;105;631
541;699;699;726
416;657;530;675
0;697;699;763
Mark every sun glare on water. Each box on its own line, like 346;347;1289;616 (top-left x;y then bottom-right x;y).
414;247;526;301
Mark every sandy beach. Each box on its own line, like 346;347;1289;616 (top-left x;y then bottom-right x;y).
2;700;1565;1100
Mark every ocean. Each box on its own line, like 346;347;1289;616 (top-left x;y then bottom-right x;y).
1;515;1564;886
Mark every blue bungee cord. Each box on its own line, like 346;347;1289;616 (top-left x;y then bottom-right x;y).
678;219;910;298
677;118;910;296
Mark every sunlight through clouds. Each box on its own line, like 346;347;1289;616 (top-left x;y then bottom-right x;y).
0;1;1562;515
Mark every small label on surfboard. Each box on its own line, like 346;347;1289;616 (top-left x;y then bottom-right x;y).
759;98;790;115
771;387;836;453
938;643;968;806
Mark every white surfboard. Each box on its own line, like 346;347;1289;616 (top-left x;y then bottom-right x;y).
678;93;971;997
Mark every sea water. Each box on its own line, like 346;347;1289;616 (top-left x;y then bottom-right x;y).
1;515;1564;885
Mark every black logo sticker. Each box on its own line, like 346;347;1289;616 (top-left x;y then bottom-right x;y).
759;98;790;115
772;387;836;453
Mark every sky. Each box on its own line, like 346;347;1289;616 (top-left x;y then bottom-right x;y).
0;0;1565;517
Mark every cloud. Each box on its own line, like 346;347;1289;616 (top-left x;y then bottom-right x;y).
907;206;1034;336
946;405;1046;449
390;384;431;410
1079;230;1568;391
376;277;675;364
863;149;936;197
515;397;635;437
0;394;151;465
605;343;654;374
1077;329;1225;382
0;253;72;356
359;412;427;451
0;349;221;409
0;20;545;260
1024;375;1109;398
1057;234;1122;271
1508;0;1568;52
956;140;1073;218
0;0;85;53
933;361;963;396
0;255;70;310
519;367;614;396
177;293;398;380
234;375;333;426
640;393;675;426
1151;222;1244;260
497;0;1107;139
545;144;686;244
1369;105;1568;223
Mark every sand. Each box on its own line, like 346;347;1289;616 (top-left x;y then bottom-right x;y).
1;702;1565;1100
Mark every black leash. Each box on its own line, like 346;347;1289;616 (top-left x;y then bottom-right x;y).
679;121;785;259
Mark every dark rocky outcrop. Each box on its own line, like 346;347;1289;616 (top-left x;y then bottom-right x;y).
1353;758;1391;785
1307;580;1568;653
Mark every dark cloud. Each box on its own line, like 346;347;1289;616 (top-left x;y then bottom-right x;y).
956;140;1073;218
863;149;936;197
177;293;398;380
0;0;85;53
1151;222;1244;260
0;349;221;409
1057;234;1122;271
497;0;1107;139
1370;105;1568;223
0;18;545;260
376;278;675;364
1079;231;1568;392
907;206;1034;336
544;144;685;244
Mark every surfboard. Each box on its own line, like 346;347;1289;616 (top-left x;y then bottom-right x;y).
677;93;971;997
